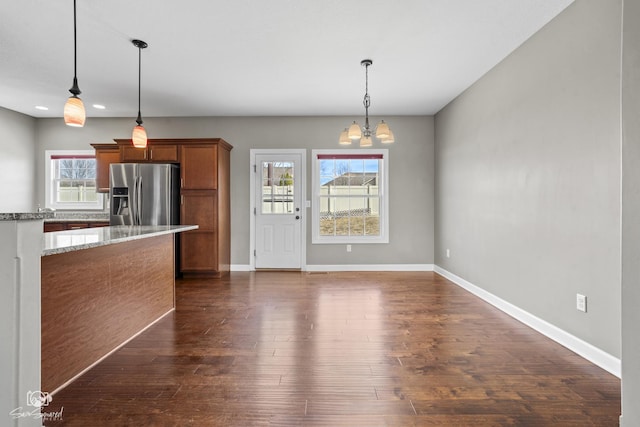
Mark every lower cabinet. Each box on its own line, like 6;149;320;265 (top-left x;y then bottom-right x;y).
44;221;109;232
180;232;218;272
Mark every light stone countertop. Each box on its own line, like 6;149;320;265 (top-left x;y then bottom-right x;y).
0;212;55;221
44;211;110;222
42;225;198;256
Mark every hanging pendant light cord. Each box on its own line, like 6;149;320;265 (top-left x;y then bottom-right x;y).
69;0;81;96
136;44;143;126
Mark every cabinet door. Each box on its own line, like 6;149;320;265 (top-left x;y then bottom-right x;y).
181;145;217;190
89;222;110;228
180;232;217;272
121;146;147;162
67;223;90;230
95;147;120;192
149;145;178;162
181;192;216;231
44;222;66;232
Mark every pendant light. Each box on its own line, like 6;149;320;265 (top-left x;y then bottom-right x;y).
132;39;148;148
339;59;393;147
63;0;85;127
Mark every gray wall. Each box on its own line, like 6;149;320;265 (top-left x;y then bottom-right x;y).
34;115;434;267
0;107;36;211
621;0;640;423
434;0;621;358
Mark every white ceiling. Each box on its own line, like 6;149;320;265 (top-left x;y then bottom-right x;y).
0;0;573;119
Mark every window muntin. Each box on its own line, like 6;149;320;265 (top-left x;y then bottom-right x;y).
312;149;388;244
46;150;103;210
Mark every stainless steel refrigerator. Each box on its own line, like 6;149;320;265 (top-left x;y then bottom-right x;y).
109;163;180;226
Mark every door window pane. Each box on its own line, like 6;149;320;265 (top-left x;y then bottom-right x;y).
261;161;294;214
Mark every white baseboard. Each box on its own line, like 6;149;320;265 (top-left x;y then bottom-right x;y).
232;264;435;272
305;264;435;272
434;266;621;378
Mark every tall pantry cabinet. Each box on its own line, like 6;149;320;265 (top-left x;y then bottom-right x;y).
101;138;233;278
179;143;231;276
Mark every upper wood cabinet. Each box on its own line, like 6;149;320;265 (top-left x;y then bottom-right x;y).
120;144;179;163
180;145;218;190
91;143;120;193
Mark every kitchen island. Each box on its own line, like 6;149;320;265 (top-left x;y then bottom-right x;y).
41;225;197;393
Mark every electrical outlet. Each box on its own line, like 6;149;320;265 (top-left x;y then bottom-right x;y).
346;245;352;253
576;294;587;313
446;249;450;258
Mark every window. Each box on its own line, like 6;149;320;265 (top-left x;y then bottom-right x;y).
45;150;103;210
312;149;389;244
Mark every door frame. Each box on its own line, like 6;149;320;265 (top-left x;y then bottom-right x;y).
249;149;307;271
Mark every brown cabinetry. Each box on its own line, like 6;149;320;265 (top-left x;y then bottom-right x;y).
179;143;231;277
44;221;109;232
91;144;120;193
110;138;232;277
121;144;179;163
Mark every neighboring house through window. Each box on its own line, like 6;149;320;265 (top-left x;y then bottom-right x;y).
45;150;103;210
312;149;389;244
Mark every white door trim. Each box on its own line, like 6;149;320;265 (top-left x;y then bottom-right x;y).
249;149;307;271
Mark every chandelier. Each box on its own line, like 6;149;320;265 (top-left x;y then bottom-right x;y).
339;59;394;146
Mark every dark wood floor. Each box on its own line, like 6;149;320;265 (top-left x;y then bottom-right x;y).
43;271;620;426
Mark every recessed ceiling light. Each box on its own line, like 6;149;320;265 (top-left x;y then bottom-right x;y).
92;104;106;110
35;106;49;111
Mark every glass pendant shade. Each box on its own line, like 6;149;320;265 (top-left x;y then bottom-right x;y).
132;125;147;148
375;120;390;139
360;135;373;147
348;121;362;140
339;129;351;145
64;96;86;127
381;129;395;144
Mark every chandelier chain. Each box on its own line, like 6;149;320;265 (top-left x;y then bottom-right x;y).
363;61;371;132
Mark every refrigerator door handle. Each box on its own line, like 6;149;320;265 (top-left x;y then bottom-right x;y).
137;175;143;225
132;176;137;225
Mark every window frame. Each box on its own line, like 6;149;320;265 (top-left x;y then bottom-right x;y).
45;150;104;211
311;148;389;244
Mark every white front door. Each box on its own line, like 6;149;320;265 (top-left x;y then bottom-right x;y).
253;151;305;269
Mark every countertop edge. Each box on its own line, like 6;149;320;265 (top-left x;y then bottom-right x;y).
42;225;198;256
0;212;55;221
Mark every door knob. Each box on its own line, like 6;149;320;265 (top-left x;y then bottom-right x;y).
295;216;300;220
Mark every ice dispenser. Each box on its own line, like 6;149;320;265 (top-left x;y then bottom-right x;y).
111;187;129;217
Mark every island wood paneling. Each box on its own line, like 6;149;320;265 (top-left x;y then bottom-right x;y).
41;234;175;393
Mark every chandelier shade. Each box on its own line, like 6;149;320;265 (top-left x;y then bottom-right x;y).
360;135;373;147
348;121;362;140
380;129;395;144
339;59;393;146
375;120;390;139
339;129;351;145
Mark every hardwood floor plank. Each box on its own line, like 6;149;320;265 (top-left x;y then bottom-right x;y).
43;271;620;426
